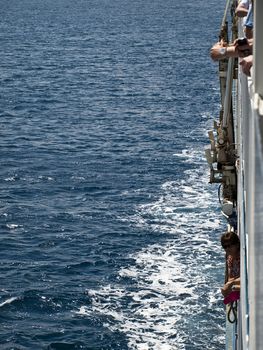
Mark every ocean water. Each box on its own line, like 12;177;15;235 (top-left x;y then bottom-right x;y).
0;0;227;349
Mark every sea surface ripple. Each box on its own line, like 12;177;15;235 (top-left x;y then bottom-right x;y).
1;0;227;349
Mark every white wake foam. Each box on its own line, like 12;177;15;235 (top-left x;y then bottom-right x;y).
0;297;18;308
77;147;225;349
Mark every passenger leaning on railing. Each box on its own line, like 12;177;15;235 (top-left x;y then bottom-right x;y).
236;0;253;38
210;0;254;77
243;0;253;39
209;38;253;61
210;38;253;77
220;231;240;304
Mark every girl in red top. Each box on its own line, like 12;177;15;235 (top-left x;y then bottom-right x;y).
220;231;240;298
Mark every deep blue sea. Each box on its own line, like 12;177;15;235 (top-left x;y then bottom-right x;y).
1;0;227;349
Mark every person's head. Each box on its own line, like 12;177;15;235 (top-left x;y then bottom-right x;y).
221;231;240;253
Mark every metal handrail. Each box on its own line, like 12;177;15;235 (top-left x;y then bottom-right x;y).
223;56;235;129
219;0;232;41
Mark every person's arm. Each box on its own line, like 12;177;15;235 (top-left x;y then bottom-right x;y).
239;55;253;76
231;277;241;291
221;277;240;297
221;280;233;297
235;2;249;17
210;41;238;61
210;38;253;61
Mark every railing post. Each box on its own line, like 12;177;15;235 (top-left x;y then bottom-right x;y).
254;0;263;99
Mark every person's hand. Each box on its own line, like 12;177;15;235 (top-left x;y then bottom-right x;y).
221;277;240;297
221;280;234;297
240;55;253;76
231;284;240;291
210;40;227;61
210;39;239;61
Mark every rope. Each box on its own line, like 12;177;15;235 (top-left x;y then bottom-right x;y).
227;301;238;323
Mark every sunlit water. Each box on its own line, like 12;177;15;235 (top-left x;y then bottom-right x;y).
0;0;227;349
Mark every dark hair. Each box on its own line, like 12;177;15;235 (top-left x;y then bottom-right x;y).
221;231;240;248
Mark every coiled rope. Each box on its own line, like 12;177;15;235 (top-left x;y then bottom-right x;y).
227;301;238;324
